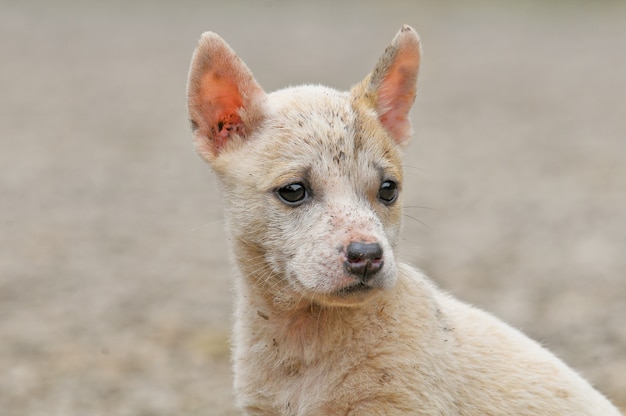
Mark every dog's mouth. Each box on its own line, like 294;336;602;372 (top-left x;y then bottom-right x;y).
335;281;374;297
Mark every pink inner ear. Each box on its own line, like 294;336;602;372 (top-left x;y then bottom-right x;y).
199;71;244;152
376;48;419;144
377;77;414;143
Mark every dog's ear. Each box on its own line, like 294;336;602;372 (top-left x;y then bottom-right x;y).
187;32;266;162
353;25;421;146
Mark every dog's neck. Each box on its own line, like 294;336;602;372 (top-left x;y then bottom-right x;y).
235;278;386;366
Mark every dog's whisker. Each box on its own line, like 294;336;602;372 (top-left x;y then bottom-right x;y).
402;214;432;231
403;205;437;211
401;164;429;174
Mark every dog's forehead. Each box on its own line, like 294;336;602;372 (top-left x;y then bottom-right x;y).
267;86;353;133
261;86;401;177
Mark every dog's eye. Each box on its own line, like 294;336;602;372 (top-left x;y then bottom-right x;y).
377;180;398;204
276;183;308;206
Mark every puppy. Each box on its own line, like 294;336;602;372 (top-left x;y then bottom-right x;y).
186;25;621;415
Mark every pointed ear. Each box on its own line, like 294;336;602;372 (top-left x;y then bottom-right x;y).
186;32;266;162
353;25;421;146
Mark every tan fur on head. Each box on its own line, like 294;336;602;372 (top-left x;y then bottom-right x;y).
186;26;622;415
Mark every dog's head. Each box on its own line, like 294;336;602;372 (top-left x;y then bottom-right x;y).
187;26;421;308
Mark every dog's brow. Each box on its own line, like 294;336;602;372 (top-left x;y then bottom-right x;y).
374;163;386;182
270;166;312;189
372;161;399;184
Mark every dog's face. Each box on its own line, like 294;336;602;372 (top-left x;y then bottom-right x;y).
187;26;420;307
215;87;404;307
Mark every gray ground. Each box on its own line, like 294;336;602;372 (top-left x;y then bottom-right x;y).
1;1;625;414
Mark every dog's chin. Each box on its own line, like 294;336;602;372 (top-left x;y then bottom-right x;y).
312;281;383;307
335;281;375;297
290;268;397;308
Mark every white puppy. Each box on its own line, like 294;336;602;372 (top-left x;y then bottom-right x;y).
186;25;621;415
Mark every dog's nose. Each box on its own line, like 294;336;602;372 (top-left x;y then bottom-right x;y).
344;242;383;281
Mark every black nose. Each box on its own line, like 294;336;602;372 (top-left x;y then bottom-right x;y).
344;242;383;281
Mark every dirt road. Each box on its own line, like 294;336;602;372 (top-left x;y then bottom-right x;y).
1;1;624;414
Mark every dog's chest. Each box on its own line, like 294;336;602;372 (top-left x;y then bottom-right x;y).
239;338;404;414
233;302;443;415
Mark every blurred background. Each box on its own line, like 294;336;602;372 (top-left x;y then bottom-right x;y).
1;0;624;414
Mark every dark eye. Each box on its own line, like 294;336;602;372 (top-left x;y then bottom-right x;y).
276;183;308;206
377;180;398;204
